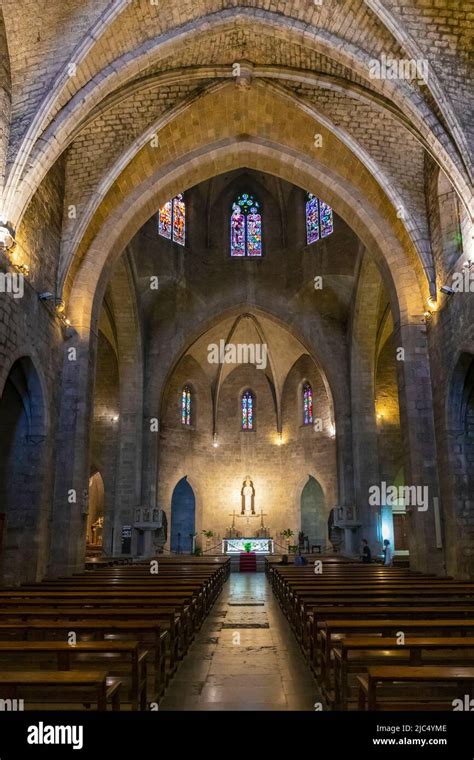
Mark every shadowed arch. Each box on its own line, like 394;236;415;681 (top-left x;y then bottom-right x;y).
170;477;196;554
300;476;326;550
0;356;47;585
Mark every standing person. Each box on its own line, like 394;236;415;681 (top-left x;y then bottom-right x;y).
361;538;372;564
383;539;393;566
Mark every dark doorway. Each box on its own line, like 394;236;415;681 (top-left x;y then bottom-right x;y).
171;477;196;553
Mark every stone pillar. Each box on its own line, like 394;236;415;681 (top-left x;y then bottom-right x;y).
350;257;383;556
48;334;96;576
395;320;445;575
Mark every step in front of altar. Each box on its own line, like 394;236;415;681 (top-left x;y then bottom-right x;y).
231;554;267;573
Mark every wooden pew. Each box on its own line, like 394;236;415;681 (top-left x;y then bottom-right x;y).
0;557;229;709
0;670;122;710
0;640;148;710
333;637;474;710
357;666;474;711
318;619;474;690
0;620;167;697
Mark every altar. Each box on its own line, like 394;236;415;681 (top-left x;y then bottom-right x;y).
222;537;274;554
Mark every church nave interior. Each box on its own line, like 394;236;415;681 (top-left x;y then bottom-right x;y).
0;0;472;732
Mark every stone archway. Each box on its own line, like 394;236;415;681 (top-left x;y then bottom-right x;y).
0;357;47;584
170;477;196;554
300;476;326;552
86;471;105;548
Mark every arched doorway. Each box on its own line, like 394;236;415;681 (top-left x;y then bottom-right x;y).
300;476;326;551
0;357;46;584
171;477;196;554
86;471;105;550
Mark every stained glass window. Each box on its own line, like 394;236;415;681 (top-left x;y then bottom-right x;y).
242;390;254;430
181;385;192;426
319;201;333;238
303;383;313;425
159;194;185;245
231;204;246;257
231;194;262;257
159;200;172;240
306;193;333;244
173;194;186;245
306;194;320;244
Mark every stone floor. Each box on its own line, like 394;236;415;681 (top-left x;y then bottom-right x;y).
159;572;323;711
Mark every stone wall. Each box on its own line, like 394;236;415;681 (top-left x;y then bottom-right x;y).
158;351;336;550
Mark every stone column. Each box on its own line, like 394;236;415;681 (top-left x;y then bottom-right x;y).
48;333;96;576
395;320;445;574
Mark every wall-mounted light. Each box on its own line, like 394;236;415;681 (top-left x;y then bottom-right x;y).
39;292;73;331
0;225;15;252
212;433;219;448
276;432;283;446
112;415;119;423
440;285;455;296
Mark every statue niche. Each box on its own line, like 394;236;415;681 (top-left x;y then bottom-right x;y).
241;476;255;515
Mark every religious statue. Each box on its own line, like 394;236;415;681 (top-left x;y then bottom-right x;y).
91;516;104;546
241;476;255;515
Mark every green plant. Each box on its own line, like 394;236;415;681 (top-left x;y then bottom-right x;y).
243;542;252;553
193;547;203;556
201;530;214;539
282;528;295;552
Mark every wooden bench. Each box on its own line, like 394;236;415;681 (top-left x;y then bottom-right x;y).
318;619;474;689
0;620;167;697
0;557;230;709
333;637;474;710
0;670;122;710
357;666;474;710
0;640;148;710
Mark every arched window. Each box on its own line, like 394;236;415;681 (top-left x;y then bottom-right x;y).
303;382;313;425
231;193;262;257
159;194;185;245
241;390;254;430
306;193;333;244
181;385;192;425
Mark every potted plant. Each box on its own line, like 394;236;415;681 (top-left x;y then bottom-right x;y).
202;529;214;552
243;541;252;553
282;528;295;552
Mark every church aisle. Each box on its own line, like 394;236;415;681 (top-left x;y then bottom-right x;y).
159;572;322;711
